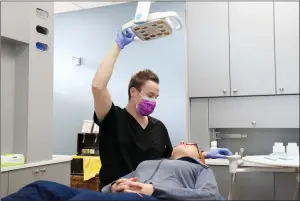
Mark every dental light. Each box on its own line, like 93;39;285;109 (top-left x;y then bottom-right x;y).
122;1;183;41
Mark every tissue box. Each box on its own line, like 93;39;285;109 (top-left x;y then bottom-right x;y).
1;154;25;167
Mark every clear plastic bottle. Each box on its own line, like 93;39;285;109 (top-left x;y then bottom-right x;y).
272;142;286;156
210;141;218;151
286;142;299;156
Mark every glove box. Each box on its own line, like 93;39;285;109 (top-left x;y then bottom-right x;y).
77;133;100;156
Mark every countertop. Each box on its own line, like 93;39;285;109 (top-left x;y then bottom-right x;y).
1;155;72;172
206;158;299;168
205;158;269;167
2;155;294;173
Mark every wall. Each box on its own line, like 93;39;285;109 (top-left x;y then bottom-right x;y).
217;128;299;155
53;2;187;154
1;42;15;154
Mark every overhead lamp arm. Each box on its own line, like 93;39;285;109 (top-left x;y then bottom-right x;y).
134;1;152;24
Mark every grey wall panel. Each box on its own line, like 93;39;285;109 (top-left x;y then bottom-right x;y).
26;2;54;162
216;128;299;155
190;99;210;151
1;42;16;154
13;45;29;155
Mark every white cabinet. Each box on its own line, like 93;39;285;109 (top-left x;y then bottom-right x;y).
187;2;230;97
8;167;40;194
8;162;70;194
1;173;9;198
229;2;276;96
1;2;30;43
274;2;299;95
209;95;299;128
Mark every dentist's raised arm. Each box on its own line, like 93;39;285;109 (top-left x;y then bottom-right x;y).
92;29;135;123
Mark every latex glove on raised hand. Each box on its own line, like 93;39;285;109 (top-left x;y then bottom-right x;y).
206;148;233;159
115;28;135;49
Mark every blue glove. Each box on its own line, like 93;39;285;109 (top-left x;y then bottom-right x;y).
115;28;135;49
206;148;233;159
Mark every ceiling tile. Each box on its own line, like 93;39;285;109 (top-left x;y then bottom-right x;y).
54;2;83;13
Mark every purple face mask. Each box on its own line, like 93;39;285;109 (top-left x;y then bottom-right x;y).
136;96;156;116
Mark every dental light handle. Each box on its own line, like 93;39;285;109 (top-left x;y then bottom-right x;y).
151;11;183;30
121;23;141;42
121;11;183;42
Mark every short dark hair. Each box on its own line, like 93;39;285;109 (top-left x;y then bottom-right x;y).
128;69;159;100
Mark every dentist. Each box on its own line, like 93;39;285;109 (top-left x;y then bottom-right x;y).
92;28;173;189
91;28;233;190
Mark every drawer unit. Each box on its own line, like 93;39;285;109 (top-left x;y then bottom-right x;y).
8;162;70;194
209;95;299;128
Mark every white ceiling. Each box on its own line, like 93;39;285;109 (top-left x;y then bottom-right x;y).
54;2;132;14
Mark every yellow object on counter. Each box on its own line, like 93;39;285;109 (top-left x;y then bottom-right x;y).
72;155;101;181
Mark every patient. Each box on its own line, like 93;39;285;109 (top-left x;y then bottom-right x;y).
2;142;224;201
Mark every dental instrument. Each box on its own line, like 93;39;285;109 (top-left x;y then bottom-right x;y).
122;1;183;41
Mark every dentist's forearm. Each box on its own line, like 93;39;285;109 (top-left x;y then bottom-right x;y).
92;42;121;91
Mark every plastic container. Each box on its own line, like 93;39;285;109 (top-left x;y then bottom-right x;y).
210;141;218;151
286;142;299;156
272;142;285;154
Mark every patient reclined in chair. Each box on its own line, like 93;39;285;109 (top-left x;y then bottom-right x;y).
2;143;222;201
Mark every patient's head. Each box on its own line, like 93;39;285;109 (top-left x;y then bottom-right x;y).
171;142;200;159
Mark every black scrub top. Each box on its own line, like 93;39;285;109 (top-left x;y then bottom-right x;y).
93;102;173;187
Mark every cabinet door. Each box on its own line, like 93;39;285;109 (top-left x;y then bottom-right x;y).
209;95;299;128
274;173;298;200
229;2;276;96
1;172;9;198
38;163;65;184
1;2;30;43
61;162;71;186
39;162;71;186
8;167;41;194
235;172;274;200
211;166;275;200
274;2;299;94
187;2;230;98
210;166;230;199
8;163;68;194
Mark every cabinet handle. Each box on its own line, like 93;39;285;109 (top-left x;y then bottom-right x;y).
33;169;40;173
251;121;256;125
232;89;238;93
40;168;46;172
279;87;284;92
222;89;227;94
